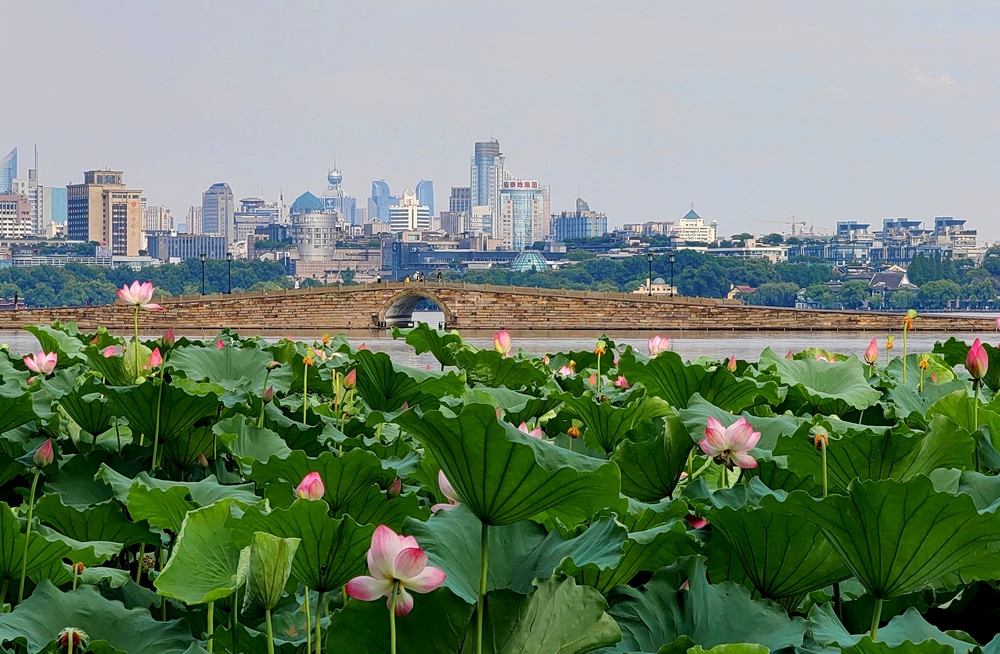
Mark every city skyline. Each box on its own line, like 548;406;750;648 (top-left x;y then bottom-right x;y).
5;2;1000;240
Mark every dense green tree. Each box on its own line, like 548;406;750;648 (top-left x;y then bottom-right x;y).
676;260;729;298
837;281;871;310
748;282;800;307
915;280;962;310
907;254;958;286
890;289;918;310
962;279;998;310
804;283;836;309
773;261;836;288
759;233;784;245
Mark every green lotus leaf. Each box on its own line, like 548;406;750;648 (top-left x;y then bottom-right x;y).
0;501;94;586
782;476;1000;598
604;557;807;653
96;465;259;533
44;451;145;507
337;485;428;530
250;449;393;512
213;415;291;470
809;603;979;654
24;323;88;364
228;499;373;593
685;646;769;654
773;416;974;494
245;531;299;611
0;383;36;434
560;390;672;454
617;349;782;412
0;580;203;654
353;349;466;411
32;523;122;568
393;322;463;368
886;353;956;387
460;576;621;654
927;390;1000;451
326;586;474;653
35;493;157;548
55;374;116;437
103;379;220;449
154;499;248;605
759;348;882;415
76;564;132;588
453;347;550;390
168;343;293;394
84;343;135;386
705;491;851;599
261;402;329;455
611;416;693;501
562;499;700;595
404;505;624;603
934;337;1000;392
396;403;623;526
885;377;968;422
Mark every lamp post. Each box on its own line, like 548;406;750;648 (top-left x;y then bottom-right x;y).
646;252;654;297
669;252;676;297
226;252;233;294
199;253;206;295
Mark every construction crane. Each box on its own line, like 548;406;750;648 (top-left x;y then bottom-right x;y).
759;217;808;236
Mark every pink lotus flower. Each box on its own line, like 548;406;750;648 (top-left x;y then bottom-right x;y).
815;354;835;363
967;338;989;380
699;416;761;470
102;346;116;358
518;422;544;439
726;356;737;373
148;347;162;368
995;317;1000;332
346;525;446;616
32;439;54;468
614;375;629;388
864;337;879;365
558;365;574;377
215;339;224;349
494;329;512;357
23;351;57;376
431;471;461;512
685;514;707;529
344;369;357;389
647;335;670;356
295;472;325;501
116;281;162;311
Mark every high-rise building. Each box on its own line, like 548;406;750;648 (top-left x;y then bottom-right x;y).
389;187;431;233
234;197;283;242
66;170;143;256
449;187;471;213
415;180;435;218
321;168;358;225
0;194;32;238
185;206;202;234
551;197;608;241
202;183;236;245
0;148;16;195
497;179;550;250
669;208;718;243
143;202;172;232
368;180;398;223
470;141;506;235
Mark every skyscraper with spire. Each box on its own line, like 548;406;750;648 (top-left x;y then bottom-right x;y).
320;164;358;225
0;148;16;195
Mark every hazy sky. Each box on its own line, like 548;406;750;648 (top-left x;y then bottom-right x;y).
5;1;1000;240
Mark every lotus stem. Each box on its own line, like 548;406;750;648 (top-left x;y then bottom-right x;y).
206;601;214;652
0;579;7;608
596;353;601;393
134;305;141;381
821;441;828;498
265;606;275;654
315;590;325;654
161;549;167;621
390;581;399;654
135;543;145;584
303;369;309;425
870;597;883;640
232;586;239;654
17;468;40;603
334;371;341;414
304;588;312;654
477;522;489;654
902;328;908;385
72;565;79;591
975;381;981;432
719;465;726;491
258;368;273;428
686;449;693;479
151;370;165;472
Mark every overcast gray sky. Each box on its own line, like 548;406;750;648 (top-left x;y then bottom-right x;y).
5;1;1000;240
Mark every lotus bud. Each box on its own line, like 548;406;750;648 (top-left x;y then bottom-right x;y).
541;354;550;366
198;453;209;468
864;337;878;365
567;426;581;439
614;375;629;388
967;338;989;380
996;317;1000;332
72;562;85;575
358;343;367;350
33;439;54;468
495;406;503;419
587;373;598;386
296;471;325;501
90;334;100;345
785;350;795;360
163;328;175;347
685;514;707;529
400;402;409;410
494;329;512;356
102;346;116;358
148;347;162;368
266;360;282;371
388;478;403;497
726;355;737;373
215;339;224;349
343;369;357;389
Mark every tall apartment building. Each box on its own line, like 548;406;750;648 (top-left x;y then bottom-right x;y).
202;183;236;244
185;206;202;234
143;202;173;232
0;194;31;238
449;187;471;213
389;187;431;233
552;197;608;241
497;179;550;250
66;170;143;256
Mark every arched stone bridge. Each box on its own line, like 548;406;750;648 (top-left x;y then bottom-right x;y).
0;282;994;332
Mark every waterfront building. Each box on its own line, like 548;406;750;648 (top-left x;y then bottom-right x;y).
389;188;431;233
497;179;550;251
321;168;358;225
368;180;398;223
449;187;471;213
0;195;32;238
415;180;435;219
146;232;228;262
202;183;236;245
551;197;608;241
0;148;15;195
66;170;143;256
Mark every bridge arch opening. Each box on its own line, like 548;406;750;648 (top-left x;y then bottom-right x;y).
378;289;455;329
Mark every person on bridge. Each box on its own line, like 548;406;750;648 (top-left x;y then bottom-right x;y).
436;270;442;282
